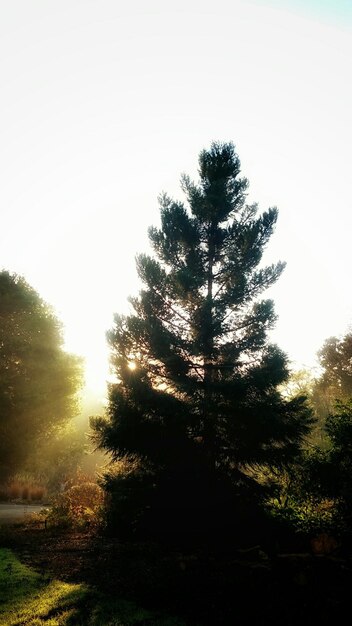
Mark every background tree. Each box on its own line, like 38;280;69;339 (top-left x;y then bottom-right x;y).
280;331;352;446
311;333;352;512
23;423;86;492
323;400;352;506
269;333;352;536
280;368;331;446
277;398;352;538
0;271;83;480
312;332;352;420
92;142;312;540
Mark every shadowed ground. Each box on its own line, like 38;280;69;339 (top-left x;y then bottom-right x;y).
2;526;352;625
0;541;187;625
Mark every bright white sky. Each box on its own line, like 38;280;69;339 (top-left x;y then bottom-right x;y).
1;0;351;398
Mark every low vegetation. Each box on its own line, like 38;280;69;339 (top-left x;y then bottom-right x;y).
0;548;87;626
46;474;105;530
0;479;46;503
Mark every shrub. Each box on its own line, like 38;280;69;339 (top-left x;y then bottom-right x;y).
47;479;105;529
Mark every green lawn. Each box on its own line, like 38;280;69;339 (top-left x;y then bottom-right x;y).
0;548;186;626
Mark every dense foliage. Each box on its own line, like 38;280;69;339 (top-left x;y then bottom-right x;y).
93;142;312;540
268;336;352;537
298;398;352;520
311;332;352;425
280;332;352;446
0;271;83;480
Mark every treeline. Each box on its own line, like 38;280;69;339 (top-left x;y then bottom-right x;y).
1;142;352;548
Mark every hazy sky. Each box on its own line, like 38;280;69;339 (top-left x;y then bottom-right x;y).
1;0;351;397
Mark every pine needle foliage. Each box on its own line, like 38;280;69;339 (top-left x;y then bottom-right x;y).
93;142;312;539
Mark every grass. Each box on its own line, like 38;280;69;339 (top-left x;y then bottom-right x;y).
0;548;187;626
1;480;46;503
0;548;87;625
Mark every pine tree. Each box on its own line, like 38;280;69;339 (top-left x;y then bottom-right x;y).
92;142;312;539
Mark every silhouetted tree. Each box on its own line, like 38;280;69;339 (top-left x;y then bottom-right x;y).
93;142;312;539
0;272;82;480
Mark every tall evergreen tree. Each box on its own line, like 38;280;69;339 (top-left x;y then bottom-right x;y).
93;142;312;539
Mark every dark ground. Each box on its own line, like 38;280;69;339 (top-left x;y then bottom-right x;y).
1;524;352;625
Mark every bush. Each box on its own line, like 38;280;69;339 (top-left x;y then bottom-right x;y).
47;477;105;529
